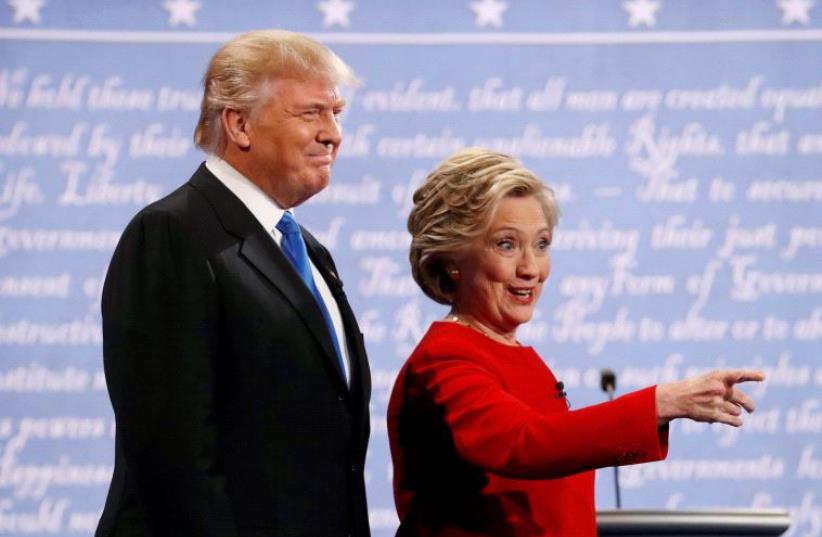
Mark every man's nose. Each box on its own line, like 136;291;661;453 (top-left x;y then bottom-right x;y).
318;112;342;148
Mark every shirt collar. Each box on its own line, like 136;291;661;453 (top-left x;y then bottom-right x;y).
205;155;293;237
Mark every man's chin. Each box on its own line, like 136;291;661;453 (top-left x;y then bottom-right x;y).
312;171;331;191
293;175;330;205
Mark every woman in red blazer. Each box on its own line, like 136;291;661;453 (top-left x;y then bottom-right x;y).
387;148;764;537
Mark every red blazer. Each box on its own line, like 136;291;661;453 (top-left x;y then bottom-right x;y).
387;322;668;537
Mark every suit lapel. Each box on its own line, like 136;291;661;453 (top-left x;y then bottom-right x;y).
304;231;370;401
188;164;347;392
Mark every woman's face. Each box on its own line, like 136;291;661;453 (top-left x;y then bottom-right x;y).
452;195;552;338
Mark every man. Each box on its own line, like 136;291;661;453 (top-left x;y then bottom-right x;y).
96;30;371;537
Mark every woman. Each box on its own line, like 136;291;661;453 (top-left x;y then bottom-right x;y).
387;148;764;537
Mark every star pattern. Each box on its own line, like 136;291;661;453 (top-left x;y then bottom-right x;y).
163;0;200;28
623;0;661;28
7;0;46;24
7;1;817;34
778;0;814;24
469;0;508;28
317;0;355;28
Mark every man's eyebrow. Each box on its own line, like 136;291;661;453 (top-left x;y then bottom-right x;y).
297;98;346;110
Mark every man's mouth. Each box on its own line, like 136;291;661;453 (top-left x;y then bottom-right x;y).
308;154;333;165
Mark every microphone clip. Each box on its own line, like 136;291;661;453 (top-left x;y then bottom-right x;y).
555;381;570;409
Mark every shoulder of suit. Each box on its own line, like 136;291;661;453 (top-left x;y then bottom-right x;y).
126;183;199;227
117;183;222;255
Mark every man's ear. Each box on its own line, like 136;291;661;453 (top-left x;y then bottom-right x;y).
221;108;251;150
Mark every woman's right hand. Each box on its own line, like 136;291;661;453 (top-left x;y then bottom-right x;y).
655;370;765;427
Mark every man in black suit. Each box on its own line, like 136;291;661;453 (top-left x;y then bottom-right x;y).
96;30;371;537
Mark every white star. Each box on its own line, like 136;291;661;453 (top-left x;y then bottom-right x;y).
469;0;508;29
778;0;814;24
7;0;46;24
317;0;354;28
163;0;200;28
623;0;661;28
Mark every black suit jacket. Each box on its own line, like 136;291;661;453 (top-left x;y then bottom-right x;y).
96;164;371;537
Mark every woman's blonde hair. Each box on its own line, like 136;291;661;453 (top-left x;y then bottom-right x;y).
194;29;358;154
408;147;559;305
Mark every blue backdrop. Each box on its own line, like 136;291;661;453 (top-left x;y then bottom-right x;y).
1;1;821;535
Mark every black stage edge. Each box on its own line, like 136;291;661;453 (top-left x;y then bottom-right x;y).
596;509;791;536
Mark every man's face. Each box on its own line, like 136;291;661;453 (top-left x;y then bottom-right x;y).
243;76;344;208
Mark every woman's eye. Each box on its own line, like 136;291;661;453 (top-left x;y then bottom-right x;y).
497;239;515;251
536;238;550;251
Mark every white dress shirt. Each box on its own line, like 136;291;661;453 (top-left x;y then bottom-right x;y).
205;156;351;385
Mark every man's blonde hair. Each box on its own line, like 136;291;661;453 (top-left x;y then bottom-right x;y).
194;29;358;154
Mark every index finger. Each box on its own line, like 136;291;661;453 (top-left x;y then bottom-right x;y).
721;369;766;384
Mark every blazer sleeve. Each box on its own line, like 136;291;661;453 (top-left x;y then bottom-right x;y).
409;353;669;480
102;209;238;536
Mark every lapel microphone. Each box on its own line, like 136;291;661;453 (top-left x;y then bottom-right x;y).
555;381;570;408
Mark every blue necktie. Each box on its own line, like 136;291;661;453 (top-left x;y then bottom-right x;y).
276;211;347;384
